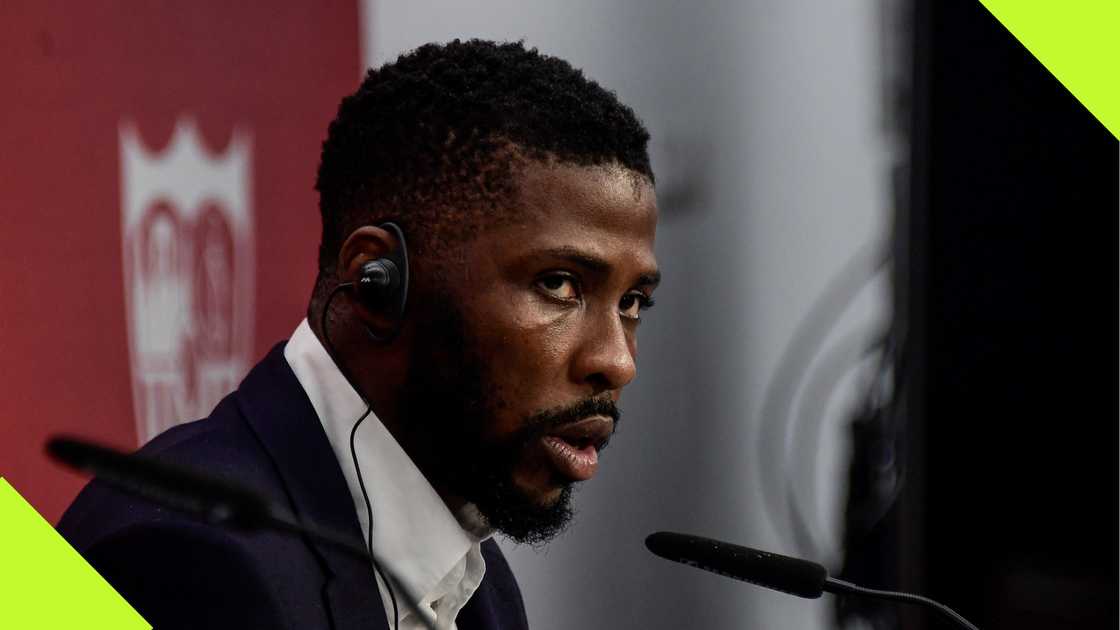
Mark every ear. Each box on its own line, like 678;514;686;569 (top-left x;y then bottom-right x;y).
338;225;401;329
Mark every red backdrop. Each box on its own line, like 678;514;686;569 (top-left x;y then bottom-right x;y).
0;1;361;523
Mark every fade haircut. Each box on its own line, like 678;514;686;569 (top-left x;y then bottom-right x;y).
313;39;653;292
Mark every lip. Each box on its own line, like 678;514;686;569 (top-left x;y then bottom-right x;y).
538;415;614;482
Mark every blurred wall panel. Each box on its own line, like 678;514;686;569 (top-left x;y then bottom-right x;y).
0;1;360;522
365;2;891;629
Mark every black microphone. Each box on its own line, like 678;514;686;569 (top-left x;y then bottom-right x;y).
645;531;980;630
47;436;275;530
47;436;437;630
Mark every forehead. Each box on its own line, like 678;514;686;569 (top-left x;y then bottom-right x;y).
504;161;659;256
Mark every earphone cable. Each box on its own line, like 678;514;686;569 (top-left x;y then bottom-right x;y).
322;282;402;630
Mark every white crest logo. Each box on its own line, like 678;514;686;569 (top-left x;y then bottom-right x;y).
120;119;254;444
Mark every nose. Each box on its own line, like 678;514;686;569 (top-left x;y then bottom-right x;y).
570;310;637;394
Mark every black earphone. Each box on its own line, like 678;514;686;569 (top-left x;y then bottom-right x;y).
353;221;410;342
319;220;410;629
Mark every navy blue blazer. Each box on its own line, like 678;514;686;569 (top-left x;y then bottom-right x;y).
57;343;530;630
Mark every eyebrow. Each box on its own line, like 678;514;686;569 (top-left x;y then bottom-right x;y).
538;246;661;288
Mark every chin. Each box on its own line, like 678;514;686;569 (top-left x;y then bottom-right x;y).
461;448;578;544
509;467;569;507
530;484;567;507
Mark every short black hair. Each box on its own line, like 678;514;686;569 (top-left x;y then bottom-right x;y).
313;39;653;279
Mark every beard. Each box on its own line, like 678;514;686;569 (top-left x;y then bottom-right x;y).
398;295;620;545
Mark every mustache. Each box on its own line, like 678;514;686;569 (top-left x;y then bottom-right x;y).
514;396;622;449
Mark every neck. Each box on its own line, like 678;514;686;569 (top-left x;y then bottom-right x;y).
310;312;475;515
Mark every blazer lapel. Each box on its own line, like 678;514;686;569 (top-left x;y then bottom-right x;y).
236;343;389;630
456;540;530;630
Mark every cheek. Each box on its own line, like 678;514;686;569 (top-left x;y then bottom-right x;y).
470;297;577;431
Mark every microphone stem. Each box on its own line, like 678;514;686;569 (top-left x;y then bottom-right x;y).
823;577;980;630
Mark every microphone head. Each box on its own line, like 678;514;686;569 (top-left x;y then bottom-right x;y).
46;436;97;470
645;531;827;599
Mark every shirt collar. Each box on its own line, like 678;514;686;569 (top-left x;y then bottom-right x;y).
284;318;485;608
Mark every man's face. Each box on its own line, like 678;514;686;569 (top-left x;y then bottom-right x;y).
401;161;659;543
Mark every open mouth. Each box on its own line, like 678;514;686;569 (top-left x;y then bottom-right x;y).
539;415;614;481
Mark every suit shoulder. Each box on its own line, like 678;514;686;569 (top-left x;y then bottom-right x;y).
138;391;258;462
57;393;279;549
84;521;289;630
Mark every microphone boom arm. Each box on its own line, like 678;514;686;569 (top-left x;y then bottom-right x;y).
823;577;980;630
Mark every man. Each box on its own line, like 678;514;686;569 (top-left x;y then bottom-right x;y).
58;39;659;630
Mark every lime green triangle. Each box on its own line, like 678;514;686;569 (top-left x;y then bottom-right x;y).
0;478;150;629
978;0;1120;139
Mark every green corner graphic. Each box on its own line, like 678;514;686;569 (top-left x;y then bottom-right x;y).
0;478;150;629
978;0;1120;140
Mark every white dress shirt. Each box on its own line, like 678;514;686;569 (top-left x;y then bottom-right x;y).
284;319;488;630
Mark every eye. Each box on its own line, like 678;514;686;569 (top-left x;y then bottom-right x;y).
536;273;580;301
619;292;655;320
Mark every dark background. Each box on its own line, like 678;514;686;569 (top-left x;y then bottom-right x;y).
893;1;1117;628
